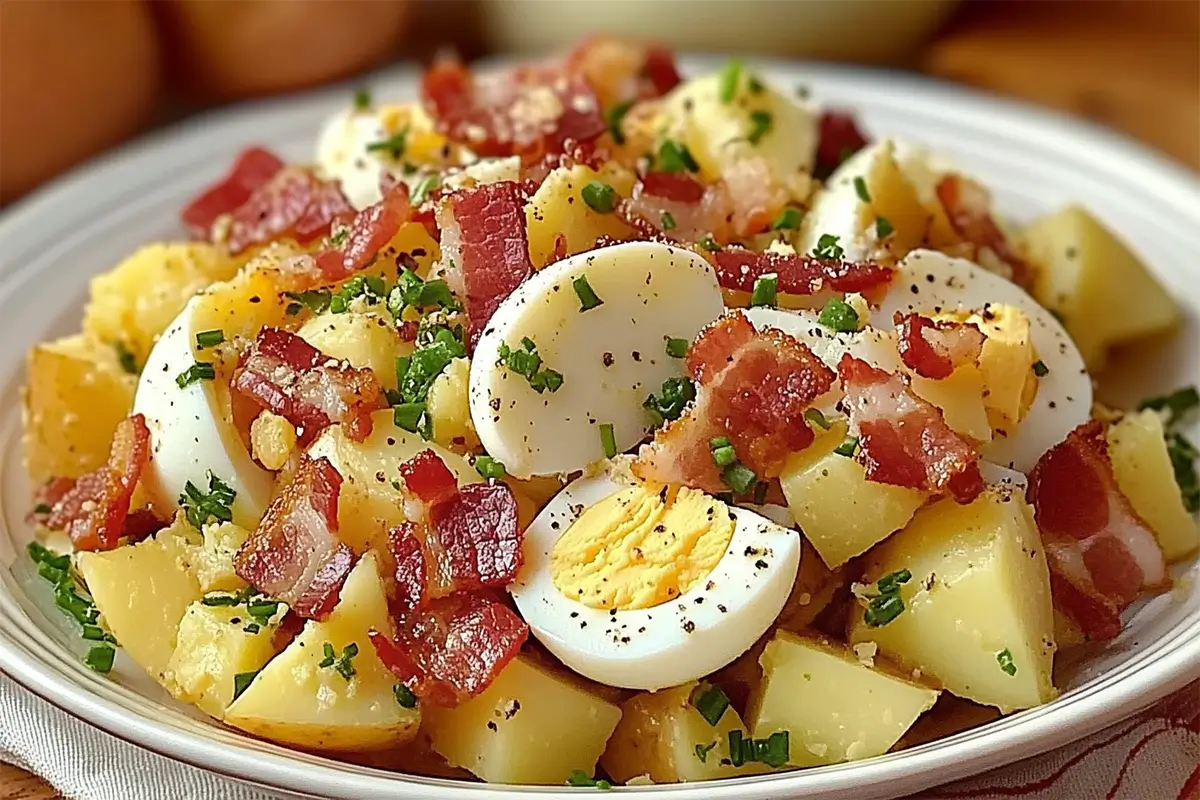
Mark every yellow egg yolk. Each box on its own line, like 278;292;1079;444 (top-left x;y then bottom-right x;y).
550;485;735;611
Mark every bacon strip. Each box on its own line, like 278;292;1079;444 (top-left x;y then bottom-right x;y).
313;182;413;281
564;36;681;109
224;166;355;256
44;415;152;552
815;110;869;179
838;354;984;503
936;175;1032;288
1027;420;1168;640
370;592;529;707
711;247;894;298
233;327;386;447
634;314;836;493
438;181;533;346
181;147;284;240
895;312;985;380
234;457;355;620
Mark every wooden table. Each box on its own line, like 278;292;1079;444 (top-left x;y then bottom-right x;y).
2;2;1195;798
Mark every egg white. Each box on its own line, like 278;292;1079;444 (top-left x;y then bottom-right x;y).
469;241;725;478
510;474;802;691
133;297;273;528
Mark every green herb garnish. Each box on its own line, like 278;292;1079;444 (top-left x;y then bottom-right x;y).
175;361;215;389
232;670;259;702
863;568;912;627
728;729;789;768
115;342;139;375
497;338;563;394
695;741;718;763
394;683;417;709
393;402;428;434
566;771;612;790
353;87;372;110
997;648;1017;676
599;423;618;459
283;289;332;315
804;408;831;430
718;58;743;103
409;174;438;206
657;139;699;173
180;471;236;530
818;297;859;332
1167;433;1199;513
195;329;224;349
853;176;871;203
644;377;697;427
660;211;677;231
875;216;894;239
722;463;757;495
474;456;506;480
834;436;859;457
605;100;634;145
573;274;604;311
698;235;721;252
84;644;116;674
771;207;803;231
581;180;615;214
691;683;730;726
749;274;778;308
813;233;845;260
1139;386;1199;425
747;110;773;145
1032;360;1050;377
318;642;359;680
666;337;689;358
365;128;409;157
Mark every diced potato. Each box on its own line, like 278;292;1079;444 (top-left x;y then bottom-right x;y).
297;311;410;393
22;334;138;483
746;632;939;766
1107;410;1199;561
377;103;466;171
911;364;992;443
780;424;927;568
306;410;480;555
854;140;932;259
224;552;420;751
1021;206;1180;369
426;357;480;449
940;305;1038;437
384;221;441;278
83;242;241;363
848;488;1057;713
188;242;308;344
424;655;622;785
249;411;297;471
526;164;636;268
602;682;764;784
191;521;250;594
76;521;202;683
164;602;280;718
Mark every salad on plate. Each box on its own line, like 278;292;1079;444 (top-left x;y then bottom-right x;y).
20;37;1199;787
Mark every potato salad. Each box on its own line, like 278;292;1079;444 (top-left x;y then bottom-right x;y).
21;38;1199;787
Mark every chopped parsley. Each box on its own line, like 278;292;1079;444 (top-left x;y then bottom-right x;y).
718;58;743;103
115;342;139;375
283;289;332;315
331;273;387;313
175;360;215;389
813;233;845;260
747;110;773;145
497;337;564;394
388;268;460;317
365;128;409;157
353;87;372;110
179;471;237;530
834;436;859;458
875;216;894;239
644;377;696;427
863;568;912;627
393;402;428;435
1141;386;1200;513
771;207;803;231
232;670;259;702
666;337;689;358
695;741;719;763
691;683;730;726
997;648;1017;676
660;211;677;231
657;139;699;173
474;456;506;480
581;180;616;214
853;176;872;203
606;100;634;145
409;174;438;206
566;771;612;790
318;642;359;680
396;325;466;412
728;729;789;768
749;273;778;308
599;423;618;459
698;235;721;252
1032;360;1050;377
195;329;224;349
804;408;831;430
29;542;118;672
573;274;604;311
393;683;417;709
817;297;859;332
1139;385;1199;425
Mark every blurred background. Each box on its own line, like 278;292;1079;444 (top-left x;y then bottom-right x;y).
0;0;1197;204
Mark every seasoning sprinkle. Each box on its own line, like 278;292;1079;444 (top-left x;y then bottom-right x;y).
573;274;605;311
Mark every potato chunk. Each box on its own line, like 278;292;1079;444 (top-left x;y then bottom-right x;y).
223;552;420;751
1021;206;1180;370
297;310;410;393
424;655;622;785
747;632;938;766
76;520;201;684
780;424;926;568
525;164;635;268
190;521;250;594
602;682;764;784
1107;410;1199;561
849;488;1057;713
426;357;479;450
22;334;138;483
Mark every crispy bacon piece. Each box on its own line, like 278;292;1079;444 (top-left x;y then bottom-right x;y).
564;36;681;109
711;247;894;299
1027;420;1168;640
422;56;606;161
370;592;529;707
181;147;284;240
313;182;413;281
618;176;735;244
936;175;1032;287
838;355;984;503
44;415;151;551
233;327;386;447
895;312;985;380
224;166;355;256
123;508;167;544
641;171;706;203
398;449;459;507
634;314;835;492
438;181;533;346
815;110;869;179
234;457;354;620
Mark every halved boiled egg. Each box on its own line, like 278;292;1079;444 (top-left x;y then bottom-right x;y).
133;296;273;528
469;242;724;478
511;474;801;690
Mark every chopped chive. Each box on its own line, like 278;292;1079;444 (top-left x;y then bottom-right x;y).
1032;360;1050;377
394;683;417;708
817;298;859;332
747;110;773;145
353;87;372;110
864;569;912;627
692;684;730;726
772;207;803;231
393;402;427;433
195;329;225;349
599;423;617;459
728;730;747;767
201;593;240;607
409;174;438;206
698;235;721;252
812;233;845;260
175;361;216;389
1166;433;1199;513
997;648;1017;676
644;377;696;427
283;289;332;315
660;211;677;231
695;741;718;763
712;445;737;467
84;644;115;674
115;342;139;375
36;562;64;585
573;274;604;311
81;625;109;642
179;472;236;531
1138;386;1199;425
710;436;731;449
753;480;769;505
32;503;51;515
853;176;871;203
876;568;912;595
657;139;699;173
722;463;757;494
666;337;688;358
365;129;409;156
718;58;743;103
606;99;634;145
28;541;70;570
749;274;778;308
875;216;894;239
581;180;615;214
566;770;611;789
474;456;506;480
834;436;859;457
232;670;259;702
804;408;831;430
759;730;789;768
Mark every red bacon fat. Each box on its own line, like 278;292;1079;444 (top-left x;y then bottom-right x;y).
1027;420;1168;640
233;327;386;447
314;182;413;281
838;355;984;503
44;415;153;551
223;166;355;256
234;456;355;620
565;36;681;109
895;312;985;380
181;147;284;240
634;313;835;493
815;110;869;179
712;247;894;299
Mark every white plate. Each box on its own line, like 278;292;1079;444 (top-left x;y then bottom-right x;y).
0;58;1197;800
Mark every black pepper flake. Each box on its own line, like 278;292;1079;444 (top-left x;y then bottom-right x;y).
755;559;769;569
682;620;696;634
249;296;261;303
486;721;498;732
718;604;728;613
602;352;614;367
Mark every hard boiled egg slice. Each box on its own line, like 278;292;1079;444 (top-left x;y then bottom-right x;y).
510;474;801;691
876;249;1092;471
469;241;724;478
133;296;273;528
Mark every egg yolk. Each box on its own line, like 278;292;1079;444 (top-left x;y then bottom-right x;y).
939;304;1039;435
550;484;735;611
